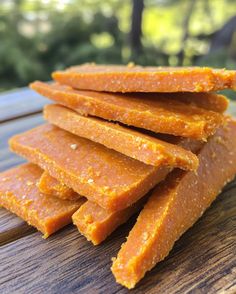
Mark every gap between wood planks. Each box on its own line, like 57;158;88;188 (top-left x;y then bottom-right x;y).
1;110;43;124
0;224;36;247
0;86;50;123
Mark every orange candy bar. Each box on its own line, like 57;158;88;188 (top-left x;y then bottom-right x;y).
111;119;236;289
44;104;198;170
31;82;224;140
73;195;148;246
9;124;170;212
161;92;229;113
0;163;85;238
38;171;79;200
52;64;236;92
39;170;149;244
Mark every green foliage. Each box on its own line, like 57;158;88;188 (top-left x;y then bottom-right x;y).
0;1;124;89
0;0;235;101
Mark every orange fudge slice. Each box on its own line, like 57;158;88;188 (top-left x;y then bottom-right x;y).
111;119;236;289
44;104;198;170
31;82;224;140
0;163;85;238
161;92;229;113
40;171;150;244
73;195;148;246
52;64;236;92
9;124;170;212
39;171;80;200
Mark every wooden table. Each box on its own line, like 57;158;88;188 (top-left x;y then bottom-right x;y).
0;89;236;294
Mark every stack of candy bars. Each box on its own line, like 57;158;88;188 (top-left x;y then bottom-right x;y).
1;64;236;289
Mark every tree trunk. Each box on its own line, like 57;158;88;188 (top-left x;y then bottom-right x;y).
209;16;236;53
130;0;144;58
178;0;197;65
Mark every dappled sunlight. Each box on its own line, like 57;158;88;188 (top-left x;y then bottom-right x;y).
0;0;235;99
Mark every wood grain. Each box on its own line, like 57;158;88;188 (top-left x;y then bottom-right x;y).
0;87;50;123
0;208;35;246
0;209;25;234
0;90;235;294
0;113;44;171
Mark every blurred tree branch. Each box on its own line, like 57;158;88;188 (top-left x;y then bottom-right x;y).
178;0;197;65
130;0;144;59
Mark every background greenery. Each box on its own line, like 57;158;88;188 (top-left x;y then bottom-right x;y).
0;0;236;98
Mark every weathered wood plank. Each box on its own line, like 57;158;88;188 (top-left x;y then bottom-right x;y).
0;209;25;234
0;113;44;171
0;207;35;247
0;87;50;123
0;179;235;294
0;112;44;142
0;207;36;248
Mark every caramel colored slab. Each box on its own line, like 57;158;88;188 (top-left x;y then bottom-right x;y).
52;64;236;92
9;124;170;212
40;171;149;245
73;195;148;246
39;171;79;200
161;92;229;113
0;163;85;238
44;104;198;170
111;119;236;289
31;82;224;140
